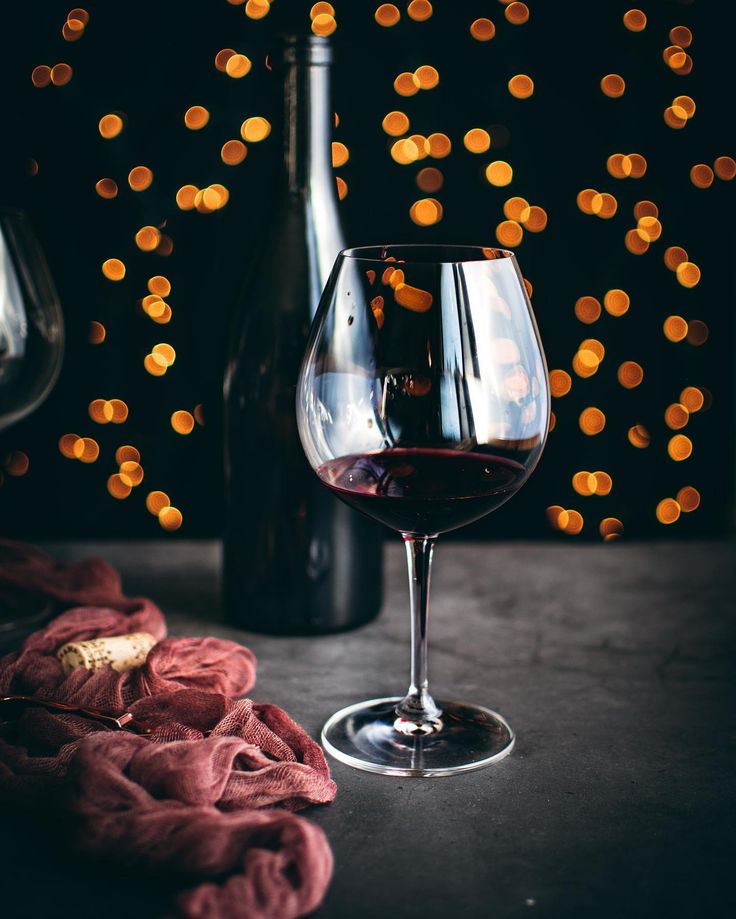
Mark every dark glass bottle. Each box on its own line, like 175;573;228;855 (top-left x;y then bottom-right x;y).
223;35;383;634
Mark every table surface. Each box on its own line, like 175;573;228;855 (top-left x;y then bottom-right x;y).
3;540;736;919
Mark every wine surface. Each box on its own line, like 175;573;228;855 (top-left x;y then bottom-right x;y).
316;448;528;535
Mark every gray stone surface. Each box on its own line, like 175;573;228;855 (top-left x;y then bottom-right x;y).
6;540;736;918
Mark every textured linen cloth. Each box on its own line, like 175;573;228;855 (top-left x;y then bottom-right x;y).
0;539;337;919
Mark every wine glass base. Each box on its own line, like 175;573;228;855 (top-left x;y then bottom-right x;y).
321;697;514;777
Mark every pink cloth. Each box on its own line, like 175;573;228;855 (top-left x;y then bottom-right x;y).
0;540;336;919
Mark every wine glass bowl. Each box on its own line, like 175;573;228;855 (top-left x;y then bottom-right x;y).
0;208;64;647
0;209;64;433
297;244;549;776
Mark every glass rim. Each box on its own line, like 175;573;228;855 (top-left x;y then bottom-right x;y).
340;244;516;266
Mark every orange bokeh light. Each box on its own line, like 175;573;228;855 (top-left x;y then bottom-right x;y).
470;18;495;41
579;407;606;435
601;74;625;98
575;296;601;324
623;9;646;31
375;4;400;27
617;361;644;389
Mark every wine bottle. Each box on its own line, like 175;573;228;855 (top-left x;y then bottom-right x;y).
223;35;383;634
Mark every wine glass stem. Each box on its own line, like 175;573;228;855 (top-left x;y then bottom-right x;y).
395;535;443;732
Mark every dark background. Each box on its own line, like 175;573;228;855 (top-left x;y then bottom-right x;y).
0;0;733;540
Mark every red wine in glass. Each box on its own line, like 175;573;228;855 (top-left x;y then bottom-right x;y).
317;448;528;536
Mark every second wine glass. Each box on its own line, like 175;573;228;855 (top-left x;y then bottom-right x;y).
297;244;549;776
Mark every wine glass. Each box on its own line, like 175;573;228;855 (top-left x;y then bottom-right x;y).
0;208;64;648
0;208;64;432
297;244;549;777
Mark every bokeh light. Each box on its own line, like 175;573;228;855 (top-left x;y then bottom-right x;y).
31;66;52;88
382;111;409;136
246;0;271;19
415;65;439;90
107;474;132;500
664;246;688;271
656;498;681;525
464;129;491;153
505;3;530;26
677;486;700;512
575;296;602;324
128;166;153;191
676;262;701;288
617;361;644;389
102;258;125;281
603;289;629;317
184;106;209;130
714;156;736;180
669;26;692;47
95;178;118;199
146;491;170;516
508;75;534;99
225;54;252;77
116;445;140;465
485;161;513;186
416;167;443;192
600;517;624;539
407;0;433;22
593;471;613;496
4;451;29;477
625;229;649;254
496;220;523;247
73;437;99;464
686;320;709;346
331;141;349;167
628;424;651;448
148;276;171;297
668;434;693;461
690;164;714;188
549;370;572;397
171;411;195;435
410;198;443;226
135;226;161;252
601;74;625;97
633;200;658;219
665;403;689;430
561;510;584;535
88;321;106;344
375;4;400;27
221;140;247;165
427;133;451;158
99;114;124;138
312;13;337;38
394;72;419;96
50;64;73;86
215;49;236;72
680;387;704;412
470;18;495;41
579;407;606;435
663;315;688;342
623;9;646;31
158;506;183;531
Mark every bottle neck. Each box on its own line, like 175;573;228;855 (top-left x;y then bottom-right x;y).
281;38;335;198
278;36;345;315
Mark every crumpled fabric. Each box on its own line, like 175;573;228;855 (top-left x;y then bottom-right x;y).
0;539;336;919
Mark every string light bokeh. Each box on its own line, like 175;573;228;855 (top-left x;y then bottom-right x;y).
0;0;733;539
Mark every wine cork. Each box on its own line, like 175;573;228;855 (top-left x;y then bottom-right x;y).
56;632;157;677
